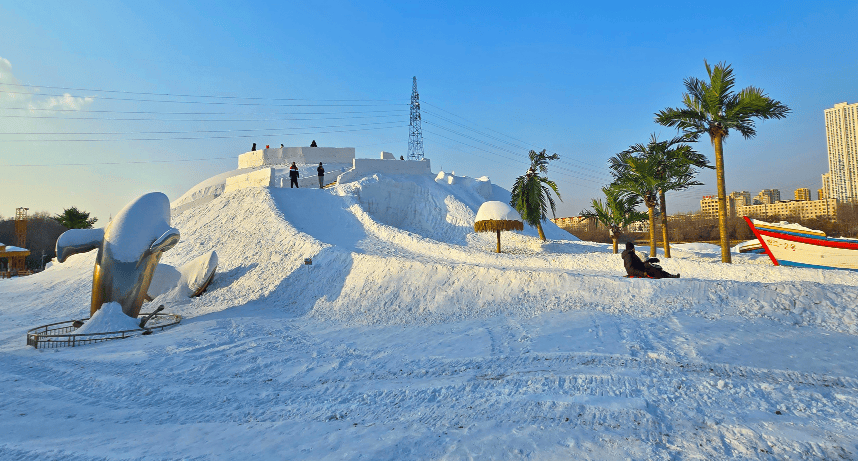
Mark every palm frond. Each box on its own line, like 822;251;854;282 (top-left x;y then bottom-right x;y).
581;186;647;234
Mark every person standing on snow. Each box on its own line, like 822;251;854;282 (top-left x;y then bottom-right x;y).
317;162;325;188
289;162;300;188
621;242;679;279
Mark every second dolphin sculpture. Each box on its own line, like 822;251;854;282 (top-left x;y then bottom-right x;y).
56;192;217;319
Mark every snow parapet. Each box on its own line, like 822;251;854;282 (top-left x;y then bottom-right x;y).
238;146;355;169
336;158;432;185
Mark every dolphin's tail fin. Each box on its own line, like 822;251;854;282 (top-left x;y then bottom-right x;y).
56;228;105;263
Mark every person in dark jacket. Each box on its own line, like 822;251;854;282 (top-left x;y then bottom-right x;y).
317;162;325;188
621;242;680;279
289;162;300;188
252;142;256;152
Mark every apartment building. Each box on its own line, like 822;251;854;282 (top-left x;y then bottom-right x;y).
754;189;781;205
700;195;737;219
795;188;811;201
551;216;649;233
824;102;858;201
729;191;752;207
738;198;837;220
821;172;832;199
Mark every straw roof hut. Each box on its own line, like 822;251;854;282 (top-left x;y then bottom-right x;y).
474;201;523;253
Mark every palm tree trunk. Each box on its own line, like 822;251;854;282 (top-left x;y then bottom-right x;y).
659;189;671;258
713;135;732;263
537;222;546;241
496;229;501;253
612;237;618;254
648;206;656;257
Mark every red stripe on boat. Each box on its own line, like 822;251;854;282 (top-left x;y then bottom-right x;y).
743;216;779;265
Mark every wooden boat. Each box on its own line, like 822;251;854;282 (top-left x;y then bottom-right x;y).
735;239;765;254
743;216;858;270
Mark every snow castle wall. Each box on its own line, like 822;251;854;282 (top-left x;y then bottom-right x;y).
238;147;355;168
224;168;275;193
337;158;432;184
435;171;493;200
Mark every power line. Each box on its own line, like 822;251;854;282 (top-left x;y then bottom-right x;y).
422;100;534;148
0;89;406;107
422;121;611;183
0;138;407;168
422;100;613;178
0;112;407;123
0;120;404;137
0;81;398;102
1;107;407;115
0;124;406;142
424;129;603;186
422;109;531;152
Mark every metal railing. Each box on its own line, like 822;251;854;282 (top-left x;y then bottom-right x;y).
26;312;182;349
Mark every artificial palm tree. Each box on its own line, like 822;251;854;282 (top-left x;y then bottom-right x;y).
581;186;648;254
510;149;562;241
625;134;712;258
655;60;790;263
608;151;662;257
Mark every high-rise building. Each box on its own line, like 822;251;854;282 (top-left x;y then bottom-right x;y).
754;189;781;205
818;188;826;200
729;191;752;207
795;188;811;201
821;172;832;199
824;102;858;201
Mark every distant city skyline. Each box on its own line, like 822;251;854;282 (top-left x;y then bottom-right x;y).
1;1;856;223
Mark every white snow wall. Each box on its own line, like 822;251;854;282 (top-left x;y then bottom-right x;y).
224;168;275;193
337;158;432;184
238;147;356;168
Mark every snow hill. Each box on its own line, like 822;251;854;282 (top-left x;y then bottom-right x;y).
2;170;858;459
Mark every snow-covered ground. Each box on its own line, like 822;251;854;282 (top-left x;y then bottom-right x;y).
2;171;858;460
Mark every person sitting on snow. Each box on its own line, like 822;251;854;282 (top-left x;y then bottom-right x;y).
621;242;679;279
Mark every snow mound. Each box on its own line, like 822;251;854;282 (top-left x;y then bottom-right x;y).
74;302;140;334
147;173;858;335
149;251;218;303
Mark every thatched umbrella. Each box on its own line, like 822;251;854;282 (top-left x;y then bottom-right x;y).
474;201;524;253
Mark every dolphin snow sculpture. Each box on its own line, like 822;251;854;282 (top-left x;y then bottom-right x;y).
57;192;181;318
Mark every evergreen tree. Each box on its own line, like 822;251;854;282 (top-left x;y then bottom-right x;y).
53;207;97;229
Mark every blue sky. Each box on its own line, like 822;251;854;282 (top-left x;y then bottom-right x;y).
1;1;856;223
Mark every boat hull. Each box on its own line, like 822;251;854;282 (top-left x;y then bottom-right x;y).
744;216;858;271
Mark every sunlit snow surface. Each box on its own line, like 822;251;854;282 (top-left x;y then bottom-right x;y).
2;172;858;459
